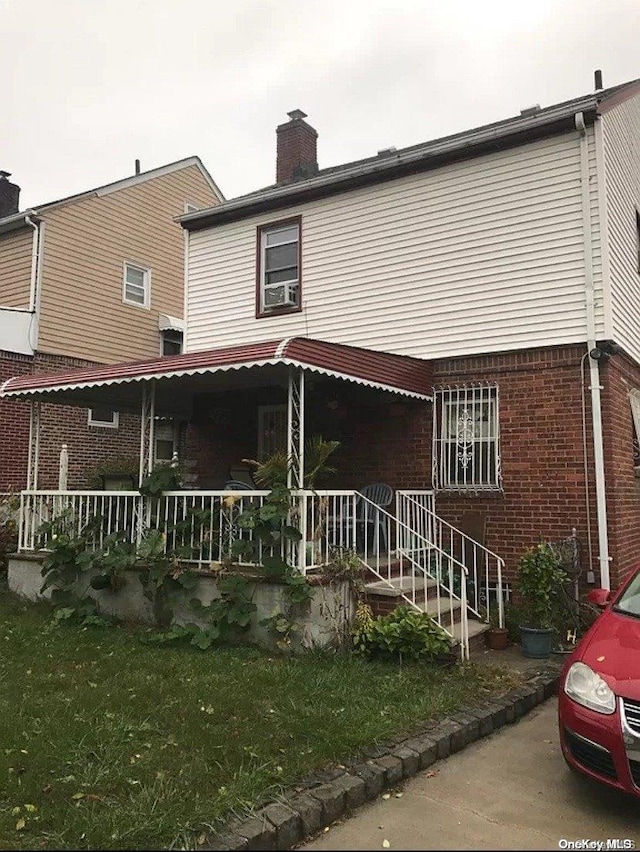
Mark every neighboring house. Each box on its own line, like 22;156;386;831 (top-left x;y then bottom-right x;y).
0;159;223;490
4;74;640;605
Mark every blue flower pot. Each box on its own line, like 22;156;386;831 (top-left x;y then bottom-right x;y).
520;626;554;658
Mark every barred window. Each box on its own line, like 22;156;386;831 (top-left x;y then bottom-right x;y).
433;385;501;492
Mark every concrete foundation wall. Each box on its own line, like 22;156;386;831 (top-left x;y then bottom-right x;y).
8;555;354;652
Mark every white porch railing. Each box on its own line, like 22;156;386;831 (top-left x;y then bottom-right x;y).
397;490;505;628
17;487;508;659
18;490;272;567
299;489;469;658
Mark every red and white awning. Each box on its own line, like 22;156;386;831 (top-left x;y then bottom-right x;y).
1;337;432;408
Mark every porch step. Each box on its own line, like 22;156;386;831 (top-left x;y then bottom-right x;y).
365;575;438;597
450;620;491;654
365;581;462;627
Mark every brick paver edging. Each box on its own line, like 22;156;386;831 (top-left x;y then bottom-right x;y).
205;662;562;850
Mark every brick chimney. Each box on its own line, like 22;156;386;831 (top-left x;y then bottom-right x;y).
0;171;20;218
276;109;318;184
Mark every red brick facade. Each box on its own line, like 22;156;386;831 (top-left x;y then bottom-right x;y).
0;351;32;492
0;351;141;491
184;344;628;587
4;341;637;590
600;353;640;587
431;345;601;585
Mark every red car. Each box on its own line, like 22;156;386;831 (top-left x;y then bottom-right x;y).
558;564;640;797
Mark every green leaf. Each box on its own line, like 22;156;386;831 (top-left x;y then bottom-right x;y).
281;525;303;542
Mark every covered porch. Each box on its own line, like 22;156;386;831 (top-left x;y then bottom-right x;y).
1;337;506;655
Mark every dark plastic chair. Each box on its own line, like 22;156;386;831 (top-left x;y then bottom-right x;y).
357;483;394;552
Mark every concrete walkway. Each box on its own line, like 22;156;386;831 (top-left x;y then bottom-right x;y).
302;700;638;850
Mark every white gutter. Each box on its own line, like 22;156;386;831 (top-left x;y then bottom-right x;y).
575;111;611;590
24;212;39;312
24;211;43;352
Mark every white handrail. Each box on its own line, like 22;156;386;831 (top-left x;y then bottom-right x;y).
398;492;505;629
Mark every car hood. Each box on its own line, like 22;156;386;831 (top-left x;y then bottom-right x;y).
578;609;640;701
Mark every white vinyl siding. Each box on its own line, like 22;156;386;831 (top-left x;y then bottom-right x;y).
602;94;640;365
187;130;603;359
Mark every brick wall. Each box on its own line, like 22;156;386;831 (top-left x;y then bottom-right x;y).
600;353;640;587
0;351;33;491
432;344;603;584
184;379;432;490
1;351;141;491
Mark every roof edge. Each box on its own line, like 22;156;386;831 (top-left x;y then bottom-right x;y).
181;98;602;231
0;156;225;228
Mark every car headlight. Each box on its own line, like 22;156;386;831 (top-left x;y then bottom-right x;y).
564;661;616;714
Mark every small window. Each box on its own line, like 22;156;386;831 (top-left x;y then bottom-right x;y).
184;202;199;213
154;419;176;464
433;385;501;492
258;404;287;460
123;262;150;308
257;218;301;316
88;406;119;429
161;329;183;356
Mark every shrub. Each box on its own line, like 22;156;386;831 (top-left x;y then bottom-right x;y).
516;541;568;629
353;605;452;663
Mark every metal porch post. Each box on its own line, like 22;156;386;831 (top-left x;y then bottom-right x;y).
138;381;156;541
287;367;305;490
287;367;306;571
138;381;156;487
27;400;41;491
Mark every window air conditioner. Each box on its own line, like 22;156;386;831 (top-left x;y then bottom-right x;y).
264;283;297;309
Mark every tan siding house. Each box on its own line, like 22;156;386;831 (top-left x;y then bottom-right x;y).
0;156;222;490
0;228;33;309
39;163;219;362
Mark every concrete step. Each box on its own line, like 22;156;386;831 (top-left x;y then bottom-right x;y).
365;582;463;627
450;620;491;653
365;575;438;596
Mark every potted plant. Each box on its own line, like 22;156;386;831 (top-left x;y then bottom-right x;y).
481;605;509;650
516;541;567;658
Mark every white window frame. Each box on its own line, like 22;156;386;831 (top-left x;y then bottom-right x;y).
258;404;287;460
629;389;640;470
184;201;199;213
433;384;502;492
88;407;119;429
123;261;151;309
259;220;300;313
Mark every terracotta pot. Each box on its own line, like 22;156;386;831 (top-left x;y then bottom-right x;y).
486;627;509;650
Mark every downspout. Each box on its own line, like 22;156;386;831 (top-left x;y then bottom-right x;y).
575;111;611;590
24;211;41;350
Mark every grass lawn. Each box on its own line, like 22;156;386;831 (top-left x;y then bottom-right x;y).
0;587;522;850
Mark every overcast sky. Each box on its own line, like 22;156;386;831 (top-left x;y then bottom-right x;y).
2;0;639;209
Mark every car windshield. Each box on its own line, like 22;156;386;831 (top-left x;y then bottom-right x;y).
614;572;640;618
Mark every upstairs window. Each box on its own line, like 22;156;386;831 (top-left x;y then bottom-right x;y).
88;406;119;429
257;218;301;316
123;262;150;308
433;385;501;492
161;329;183;356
